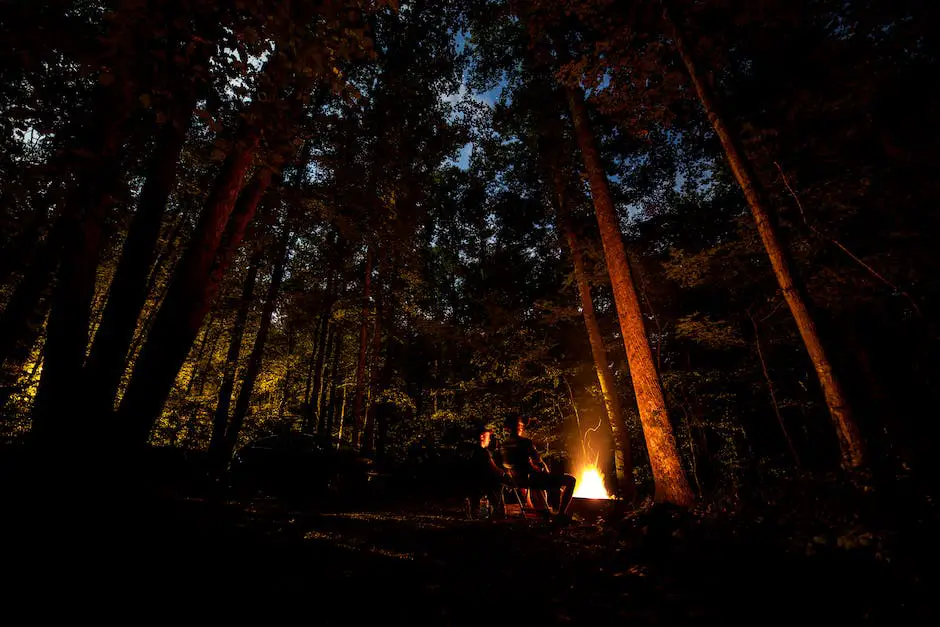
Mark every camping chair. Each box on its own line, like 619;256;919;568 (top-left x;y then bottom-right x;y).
500;462;531;520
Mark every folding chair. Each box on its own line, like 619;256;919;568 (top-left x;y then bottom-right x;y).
500;464;531;520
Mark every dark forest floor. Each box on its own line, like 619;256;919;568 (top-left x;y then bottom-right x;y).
2;465;938;624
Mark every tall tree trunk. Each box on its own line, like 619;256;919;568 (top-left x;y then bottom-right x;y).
301;313;324;416
30;85;135;448
324;330;344;438
82;83;201;418
662;5;864;468
565;87;694;506
362;303;383;456
315;323;335;433
220;232;290;466
114;124;264;445
207;247;262;461
304;276;335;433
277;329;296;421
351;249;373;449
558;211;636;499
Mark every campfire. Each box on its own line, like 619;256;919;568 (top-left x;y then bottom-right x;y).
572;463;612;500
570;414;613;500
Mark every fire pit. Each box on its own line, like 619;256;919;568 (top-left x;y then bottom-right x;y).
569;496;621;523
566;463;624;523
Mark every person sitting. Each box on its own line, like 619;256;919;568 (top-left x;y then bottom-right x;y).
467;427;506;519
502;415;576;520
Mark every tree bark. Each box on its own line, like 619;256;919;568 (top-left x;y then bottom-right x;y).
82;82;201;418
558;212;636;499
351;249;373;449
324;329;344;438
565;86;694;506
219;232;290;466
663;4;864;468
114;123;264;445
315;322;335;434
30;83;135;448
304;276;335;433
361;303;383;456
208;247;262;461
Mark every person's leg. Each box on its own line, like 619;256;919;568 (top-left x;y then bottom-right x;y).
488;480;505;519
557;473;577;515
528;472;554;516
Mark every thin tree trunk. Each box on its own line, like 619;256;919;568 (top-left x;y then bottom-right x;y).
565;86;694;506
663;4;864;468
277;329;296;421
351;249;373;449
324;330;344;438
338;383;349;441
304;279;334;433
362;303;383;456
83;83;201;418
301;313;323;413
315;322;335;433
749;311;801;467
208;247;262;460
114;123;264;445
558;212;636;499
219;232;290;465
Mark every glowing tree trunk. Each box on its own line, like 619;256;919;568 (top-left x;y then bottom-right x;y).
559;212;636;500
566;87;694;506
663;5;864;468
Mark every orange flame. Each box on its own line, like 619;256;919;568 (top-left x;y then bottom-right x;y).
573;463;611;499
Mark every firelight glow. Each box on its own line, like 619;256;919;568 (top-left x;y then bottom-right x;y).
573;464;611;499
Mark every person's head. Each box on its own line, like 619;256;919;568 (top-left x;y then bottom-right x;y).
504;415;526;436
478;428;492;448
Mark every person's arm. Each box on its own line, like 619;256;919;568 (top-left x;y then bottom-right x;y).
527;441;547;473
486;451;503;476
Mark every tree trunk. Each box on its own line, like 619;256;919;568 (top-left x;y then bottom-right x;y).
30;85;135;448
301;313;323;417
351;249;373;449
663;5;864;468
558;212;636;499
315;322;335;434
277;329;296;421
362;303;383;456
324;330;344;438
114;124;263;445
207;247;262;461
82;85;200;418
565;87;694;506
304;278;335;433
219;232;290;466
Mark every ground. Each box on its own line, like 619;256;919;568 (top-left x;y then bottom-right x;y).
4;469;936;624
